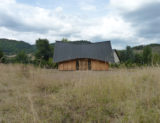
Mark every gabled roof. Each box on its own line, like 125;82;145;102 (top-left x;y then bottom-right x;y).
53;41;115;63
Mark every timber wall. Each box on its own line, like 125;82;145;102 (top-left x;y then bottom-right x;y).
58;60;76;71
91;60;109;71
79;59;88;70
58;59;109;71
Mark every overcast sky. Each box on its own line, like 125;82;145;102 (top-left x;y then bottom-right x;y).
0;0;159;49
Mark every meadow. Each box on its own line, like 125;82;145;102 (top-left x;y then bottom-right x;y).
0;64;160;123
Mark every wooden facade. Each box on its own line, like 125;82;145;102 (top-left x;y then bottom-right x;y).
58;60;76;71
91;59;109;71
58;59;109;71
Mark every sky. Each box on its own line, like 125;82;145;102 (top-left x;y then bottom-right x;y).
0;0;160;49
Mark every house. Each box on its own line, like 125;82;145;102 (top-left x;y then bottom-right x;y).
53;41;115;71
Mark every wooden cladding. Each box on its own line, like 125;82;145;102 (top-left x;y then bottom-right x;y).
79;59;88;70
58;59;109;71
58;60;76;71
91;60;109;71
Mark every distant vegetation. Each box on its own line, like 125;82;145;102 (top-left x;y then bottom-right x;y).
132;43;160;54
0;38;56;68
0;39;36;55
115;45;160;68
34;39;55;68
0;38;160;68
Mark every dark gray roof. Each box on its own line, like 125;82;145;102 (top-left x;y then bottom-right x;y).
53;41;115;63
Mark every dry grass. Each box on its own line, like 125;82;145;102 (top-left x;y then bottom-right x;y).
0;64;160;123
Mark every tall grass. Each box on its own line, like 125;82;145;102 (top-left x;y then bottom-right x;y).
0;64;160;122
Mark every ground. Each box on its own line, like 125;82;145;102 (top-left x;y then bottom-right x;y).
0;64;160;123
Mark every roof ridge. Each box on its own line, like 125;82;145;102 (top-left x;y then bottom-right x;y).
55;41;110;44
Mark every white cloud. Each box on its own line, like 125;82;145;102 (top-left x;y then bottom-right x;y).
80;4;96;11
0;0;159;48
80;16;134;40
110;0;160;11
0;1;80;43
0;0;15;4
0;0;133;46
54;7;63;13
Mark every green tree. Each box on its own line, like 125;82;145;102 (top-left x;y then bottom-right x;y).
0;49;4;63
152;53;160;65
118;46;135;63
0;49;3;58
15;51;29;64
61;38;69;42
35;39;53;61
143;46;152;65
125;46;134;63
134;53;143;65
118;50;126;62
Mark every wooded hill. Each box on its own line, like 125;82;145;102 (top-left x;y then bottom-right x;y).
132;44;160;54
0;38;160;55
0;39;36;55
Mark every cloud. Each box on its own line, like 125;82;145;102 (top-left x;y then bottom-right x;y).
0;0;83;43
0;0;15;4
109;0;160;46
0;0;133;47
123;2;160;39
110;0;159;11
80;4;96;11
55;7;63;13
0;0;159;48
80;15;134;41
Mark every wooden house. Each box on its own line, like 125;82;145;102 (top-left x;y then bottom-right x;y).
53;41;115;71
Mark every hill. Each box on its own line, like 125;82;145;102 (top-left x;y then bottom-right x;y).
0;39;36;55
132;43;160;54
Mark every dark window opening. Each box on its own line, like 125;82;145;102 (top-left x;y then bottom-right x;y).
88;59;91;70
76;60;79;70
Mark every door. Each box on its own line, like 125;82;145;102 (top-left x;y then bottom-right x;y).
88;59;91;70
76;60;79;70
79;59;88;70
76;59;91;70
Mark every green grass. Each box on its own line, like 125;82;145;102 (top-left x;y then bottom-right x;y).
0;64;160;122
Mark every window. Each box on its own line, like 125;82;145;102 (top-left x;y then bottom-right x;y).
88;59;91;70
76;60;79;70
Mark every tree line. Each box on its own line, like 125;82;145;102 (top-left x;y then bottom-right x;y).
0;39;160;68
0;39;57;68
114;45;160;68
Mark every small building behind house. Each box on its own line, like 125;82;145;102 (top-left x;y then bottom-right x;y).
113;50;120;63
53;41;115;71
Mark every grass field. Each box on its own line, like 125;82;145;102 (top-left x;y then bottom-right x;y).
0;64;160;123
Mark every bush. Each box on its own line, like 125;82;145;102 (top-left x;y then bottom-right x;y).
0;49;5;63
15;51;30;64
143;46;152;65
110;63;120;68
33;58;58;69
